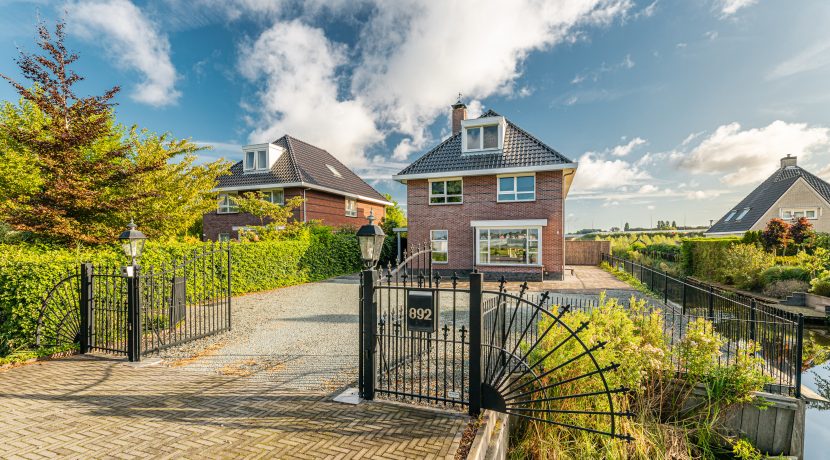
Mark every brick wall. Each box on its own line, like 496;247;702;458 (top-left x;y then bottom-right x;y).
202;187;386;240
407;171;565;280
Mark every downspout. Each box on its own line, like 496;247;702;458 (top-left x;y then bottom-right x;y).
303;188;309;222
561;170;575;280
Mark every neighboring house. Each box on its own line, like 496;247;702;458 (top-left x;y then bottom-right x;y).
705;155;830;237
393;101;578;281
203;135;391;241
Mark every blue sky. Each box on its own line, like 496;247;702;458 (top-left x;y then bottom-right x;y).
2;0;830;231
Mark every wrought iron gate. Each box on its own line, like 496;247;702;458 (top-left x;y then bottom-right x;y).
359;246;631;441
36;243;232;361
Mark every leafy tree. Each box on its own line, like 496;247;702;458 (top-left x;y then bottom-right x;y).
671;220;677;229
761;218;790;255
381;193;407;235
235;192;305;228
790;216;815;248
0;21;228;243
624;222;630;232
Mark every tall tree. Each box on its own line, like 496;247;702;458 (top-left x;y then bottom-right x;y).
381;193;407;235
0;21;228;243
790;216;815;249
761;218;790;255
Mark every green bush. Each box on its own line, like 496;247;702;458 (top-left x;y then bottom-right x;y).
721;244;775;290
0;225;362;355
810;271;830;297
760;266;810;285
680;237;739;278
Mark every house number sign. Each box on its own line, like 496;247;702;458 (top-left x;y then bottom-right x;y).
406;289;437;333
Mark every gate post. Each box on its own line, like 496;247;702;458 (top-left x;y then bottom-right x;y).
79;263;92;354
126;266;142;362
361;268;376;400
226;242;232;331
469;271;483;417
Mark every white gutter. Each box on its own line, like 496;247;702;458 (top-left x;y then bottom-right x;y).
393;163;578;182
214;181;393;207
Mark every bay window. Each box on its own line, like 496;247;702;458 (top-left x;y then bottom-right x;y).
429;179;463;204
498;175;535;202
430;230;448;263
217;193;238;214
476;227;540;265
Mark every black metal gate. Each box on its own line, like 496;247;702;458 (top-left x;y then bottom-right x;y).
36;243;232;361
359;246;631;441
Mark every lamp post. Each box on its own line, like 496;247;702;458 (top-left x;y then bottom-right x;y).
118;219;146;362
357;210;384;401
356;210;385;269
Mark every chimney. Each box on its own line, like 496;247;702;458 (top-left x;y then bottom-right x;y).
781;154;797;168
451;94;467;136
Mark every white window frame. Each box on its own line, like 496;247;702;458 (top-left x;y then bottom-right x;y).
735;207;751;221
345;197;358;217
475;226;542;267
217;193;239;214
243;149;269;172
326;164;343;178
261;189;285;205
781;207;819;220
723;210;737;222
497;174;536;202
217;233;231;242
430;230;448;264
461;116;505;153
428;178;463;205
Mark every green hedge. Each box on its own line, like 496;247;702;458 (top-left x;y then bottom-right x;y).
0;226;362;355
680;237;739;277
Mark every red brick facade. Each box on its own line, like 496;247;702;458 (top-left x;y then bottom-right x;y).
202;187;386;240
406;171;565;280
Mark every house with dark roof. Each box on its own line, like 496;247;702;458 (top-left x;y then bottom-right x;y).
705;155;830;237
203;135;391;241
394;101;578;280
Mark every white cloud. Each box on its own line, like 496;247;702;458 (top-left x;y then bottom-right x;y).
704;30;719;40
239;20;383;166
718;0;758;17
570;151;650;192
768;41;830;80
647;205;655;210
234;0;633;165
677;120;830;185
67;0;180;106
611;137;646;156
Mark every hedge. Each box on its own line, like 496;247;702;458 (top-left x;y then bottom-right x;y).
680;237;739;277
0;226;362;356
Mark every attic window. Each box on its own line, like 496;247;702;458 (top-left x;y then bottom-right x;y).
327;164;342;178
461;116;505;153
724;210;737;222
735;208;751;220
244;149;268;171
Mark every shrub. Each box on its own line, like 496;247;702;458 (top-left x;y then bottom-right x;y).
721;244;775;290
760;266;809;285
810;271;830;297
762;280;809;299
680;237;739;278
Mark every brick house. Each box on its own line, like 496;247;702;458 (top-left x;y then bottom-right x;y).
393;102;578;281
203;135;391;240
705;155;830;237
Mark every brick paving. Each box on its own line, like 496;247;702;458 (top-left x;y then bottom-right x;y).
0;355;467;459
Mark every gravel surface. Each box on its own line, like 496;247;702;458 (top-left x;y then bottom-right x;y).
157;274;360;393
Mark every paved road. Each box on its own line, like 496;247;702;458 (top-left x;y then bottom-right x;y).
0;277;468;459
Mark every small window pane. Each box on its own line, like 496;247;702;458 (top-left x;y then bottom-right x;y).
245;151;255;169
499;177;514;192
517;192;535;201
430;196;446;204
807;210;816;218
431;181;445;195
466;127;481;150
498;193;514;201
257;151;267;169
446;180;462;195
447;195;462;203
431;230;448;240
516;176;534;192
482;125;498;149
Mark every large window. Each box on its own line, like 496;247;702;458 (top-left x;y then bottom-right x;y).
498;175;535;202
244;149;268;171
431;230;448;263
429;179;463;204
782;207;818;220
262;189;284;205
217;193;239;214
345;197;358;217
465;124;499;151
477;228;540;265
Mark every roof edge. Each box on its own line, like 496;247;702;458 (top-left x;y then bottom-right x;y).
393;163;578;182
214;181;393;207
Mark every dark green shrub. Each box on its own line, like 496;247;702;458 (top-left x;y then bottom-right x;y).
680;237;739;278
760;266;810;286
811;272;830;297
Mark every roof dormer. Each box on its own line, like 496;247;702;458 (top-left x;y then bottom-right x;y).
242;143;283;173
461;116;505;154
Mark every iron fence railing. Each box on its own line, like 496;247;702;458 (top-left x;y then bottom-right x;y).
601;253;804;396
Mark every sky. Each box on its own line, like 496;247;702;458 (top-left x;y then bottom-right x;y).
1;0;830;232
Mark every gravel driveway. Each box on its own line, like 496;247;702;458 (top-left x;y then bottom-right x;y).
158;274;361;393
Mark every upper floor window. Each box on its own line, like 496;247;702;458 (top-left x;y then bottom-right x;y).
735;207;751;221
782;207;818;220
262;189;284;205
498;175;535;202
461;116;505;153
218;193;239;214
345;197;358;217
723;210;737;222
429;179;463;204
327;164;343;178
244;149;269;171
